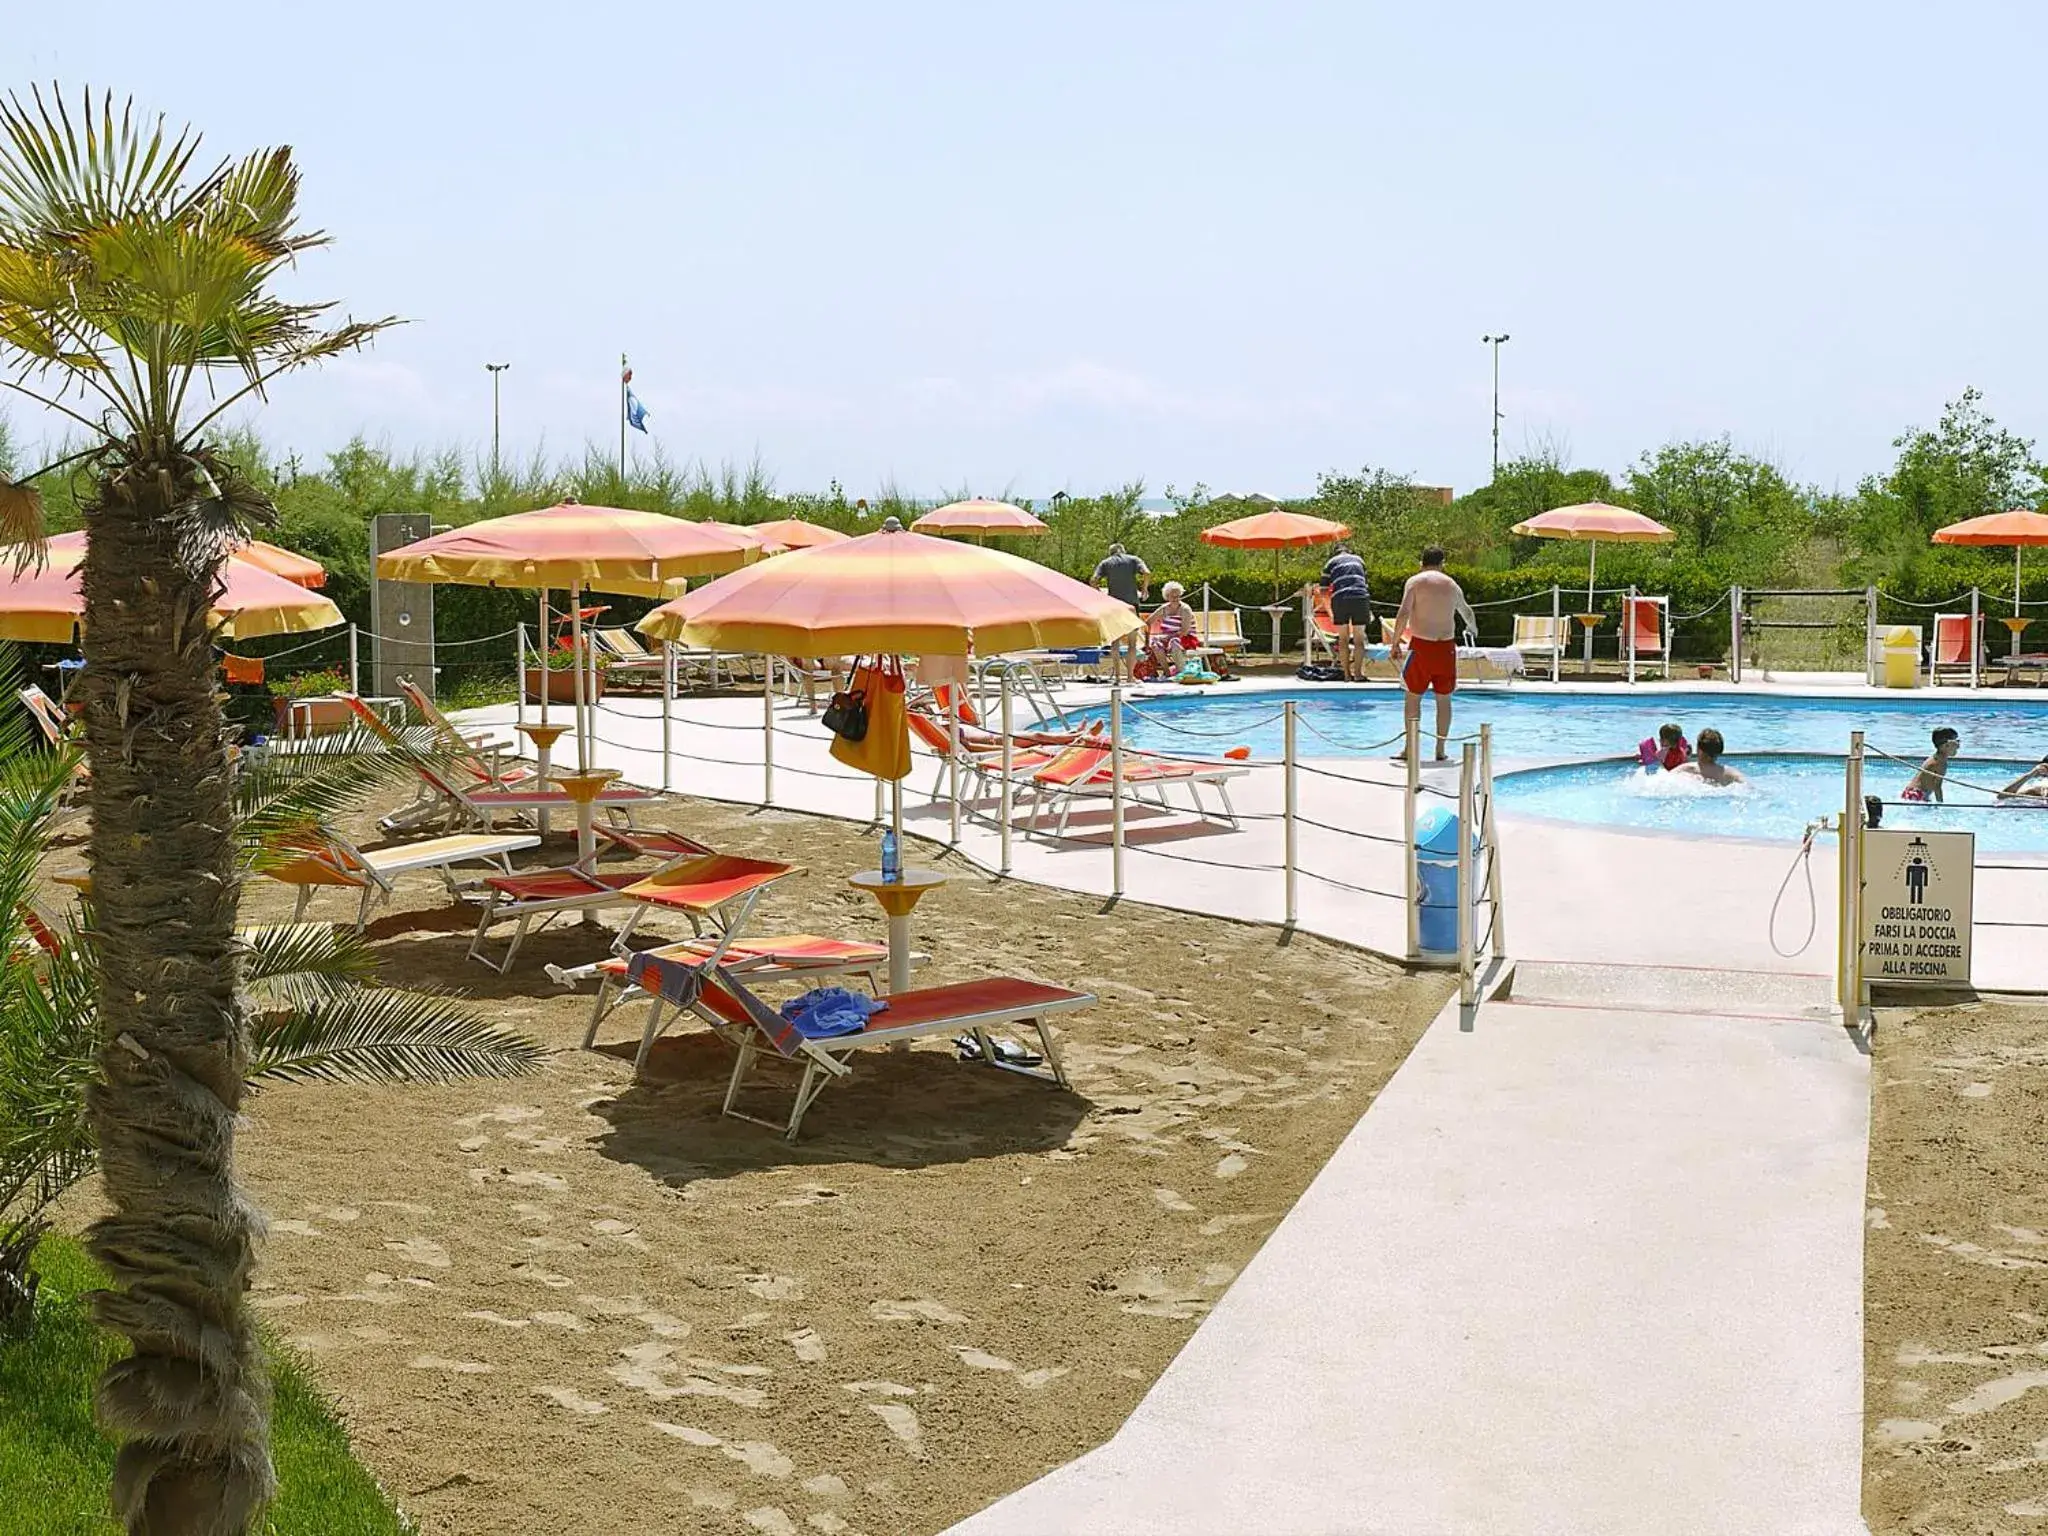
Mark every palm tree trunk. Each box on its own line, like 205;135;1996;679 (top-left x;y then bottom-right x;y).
77;446;274;1535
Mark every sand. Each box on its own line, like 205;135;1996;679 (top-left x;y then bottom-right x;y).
197;791;1450;1536
1864;999;2048;1533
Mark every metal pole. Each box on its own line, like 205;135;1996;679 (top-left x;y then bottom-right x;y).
514;623;526;729
947;696;962;846
762;674;775;805
1110;683;1125;898
1730;584;1743;685
999;670;1014;875
347;623;359;697
537;589;550;728
1457;742;1476;1005
1300;583;1312;669
1283;701;1298;925
661;640;675;793
1549;583;1560;684
570;581;589;772
1865;584;1878;686
1479;723;1505;956
1624;584;1636;684
1403;716;1420;960
1841;730;1863;1016
1969;586;1981;689
1849;736;1865;1016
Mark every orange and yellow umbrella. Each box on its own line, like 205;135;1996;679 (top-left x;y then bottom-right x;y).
1201;509;1351;599
636;523;1140;657
1932;508;2048;622
911;499;1049;540
0;532;344;642
1510;502;1673;604
375;501;763;596
237;539;326;588
750;518;848;550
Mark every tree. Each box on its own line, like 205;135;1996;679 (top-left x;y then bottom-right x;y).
0;87;392;1533
1851;389;2045;572
1625;438;1816;570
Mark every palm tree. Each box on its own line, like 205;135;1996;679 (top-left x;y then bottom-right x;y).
0;712;546;1337
0;88;393;1532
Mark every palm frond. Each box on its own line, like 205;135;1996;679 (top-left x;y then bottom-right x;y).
236;724;449;871
250;988;547;1087
0;85;207;237
238;922;379;1011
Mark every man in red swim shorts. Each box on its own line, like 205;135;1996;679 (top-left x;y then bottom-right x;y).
1387;545;1477;763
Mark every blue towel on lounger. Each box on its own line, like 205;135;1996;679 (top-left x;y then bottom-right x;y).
778;987;887;1039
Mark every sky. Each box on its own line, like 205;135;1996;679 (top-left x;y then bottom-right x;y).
9;1;2048;501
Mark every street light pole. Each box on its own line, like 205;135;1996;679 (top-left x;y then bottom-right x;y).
485;363;510;479
1481;333;1510;480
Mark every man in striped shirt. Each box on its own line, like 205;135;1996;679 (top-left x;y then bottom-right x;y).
1319;544;1372;681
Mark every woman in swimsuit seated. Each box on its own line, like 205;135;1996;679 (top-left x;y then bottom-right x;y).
1998;755;2048;803
1146;581;1195;678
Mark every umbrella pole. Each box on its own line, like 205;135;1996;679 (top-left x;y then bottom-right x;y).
537;588;550;729
1584;542;1598;673
571;581;589;773
2018;546;2026;658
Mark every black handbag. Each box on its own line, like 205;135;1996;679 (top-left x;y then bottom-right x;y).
822;679;870;742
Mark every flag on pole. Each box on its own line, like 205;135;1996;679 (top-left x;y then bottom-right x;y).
625;387;649;433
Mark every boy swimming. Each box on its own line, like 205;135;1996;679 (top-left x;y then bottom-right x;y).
1901;727;1960;803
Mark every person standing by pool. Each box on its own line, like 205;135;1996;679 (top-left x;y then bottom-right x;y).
1387;546;1477;763
1092;542;1150;675
1319;542;1372;682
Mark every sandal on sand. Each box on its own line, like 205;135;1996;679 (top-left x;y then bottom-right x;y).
954;1034;1044;1068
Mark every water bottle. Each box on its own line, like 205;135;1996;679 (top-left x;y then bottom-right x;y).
880;830;900;884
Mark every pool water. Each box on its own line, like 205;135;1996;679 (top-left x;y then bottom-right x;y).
1095;686;2048;763
1493;753;2048;852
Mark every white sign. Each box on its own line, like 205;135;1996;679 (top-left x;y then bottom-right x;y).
1861;828;1974;985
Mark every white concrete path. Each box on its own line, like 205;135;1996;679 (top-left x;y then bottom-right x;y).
947;981;1872;1536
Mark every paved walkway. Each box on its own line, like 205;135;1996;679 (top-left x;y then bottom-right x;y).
947;972;1872;1536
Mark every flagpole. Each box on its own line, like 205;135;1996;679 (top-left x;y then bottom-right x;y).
619;352;628;481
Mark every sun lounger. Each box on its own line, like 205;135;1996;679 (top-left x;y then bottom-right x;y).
906;709;1067;803
18;685;86;804
1023;738;1246;839
344;695;656;835
1356;645;1522;685
1191;607;1247;656
265;828;541;930
1624;595;1670;681
1511;613;1567;660
396;679;518;763
631;953;1092;1137
1931;613;1986;683
468;849;796;972
556;931;903;1065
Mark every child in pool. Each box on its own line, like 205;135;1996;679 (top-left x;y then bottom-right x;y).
1901;727;1960;803
1671;728;1744;786
1637;722;1691;771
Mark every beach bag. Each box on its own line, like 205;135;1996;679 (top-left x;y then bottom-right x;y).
829;657;912;781
822;678;869;742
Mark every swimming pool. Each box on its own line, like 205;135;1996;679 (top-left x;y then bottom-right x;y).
1093;687;2048;764
1493;753;2048;852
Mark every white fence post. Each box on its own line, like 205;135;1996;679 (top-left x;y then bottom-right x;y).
1110;683;1126;899
1730;585;1743;684
513;623;525;729
1549;583;1561;684
1840;730;1865;1019
1403;716;1420;960
348;622;360;697
1864;585;1879;686
1625;584;1637;684
661;641;675;792
999;671;1014;875
1457;742;1476;1006
1480;722;1505;957
762;680;775;805
1970;586;1981;689
1283;700;1298;926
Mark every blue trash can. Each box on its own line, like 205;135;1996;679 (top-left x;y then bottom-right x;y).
1414;805;1465;955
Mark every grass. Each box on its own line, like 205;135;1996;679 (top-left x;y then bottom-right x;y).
0;1236;410;1535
